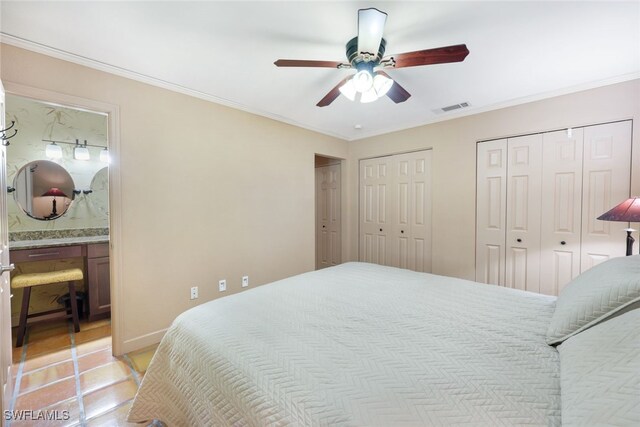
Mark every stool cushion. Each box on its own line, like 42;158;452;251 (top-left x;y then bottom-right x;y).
11;268;84;289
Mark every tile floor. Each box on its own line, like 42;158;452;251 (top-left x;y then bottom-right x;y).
8;318;158;426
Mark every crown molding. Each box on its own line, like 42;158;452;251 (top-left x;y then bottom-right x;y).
2;33;637;143
0;33;351;141
350;72;640;141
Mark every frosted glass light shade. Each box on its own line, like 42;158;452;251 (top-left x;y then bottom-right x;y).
338;79;357;101
100;147;110;163
74;145;90;161
353;70;373;93
45;142;63;159
360;87;378;103
373;73;393;97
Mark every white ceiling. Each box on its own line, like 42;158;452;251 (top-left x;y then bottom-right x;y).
1;1;639;141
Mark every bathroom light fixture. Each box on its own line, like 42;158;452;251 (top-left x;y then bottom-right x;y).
45;142;63;159
74;139;90;161
99;147;110;163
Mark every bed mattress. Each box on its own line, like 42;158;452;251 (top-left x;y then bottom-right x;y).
128;262;560;426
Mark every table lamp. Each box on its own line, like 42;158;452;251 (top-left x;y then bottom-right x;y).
42;187;69;218
597;197;640;256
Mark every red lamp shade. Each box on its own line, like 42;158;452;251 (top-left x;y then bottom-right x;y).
597;197;640;222
41;187;68;198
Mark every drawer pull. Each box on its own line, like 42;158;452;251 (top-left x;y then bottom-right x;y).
28;252;60;258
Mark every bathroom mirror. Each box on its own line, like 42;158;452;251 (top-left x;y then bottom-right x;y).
90;167;109;216
13;160;76;220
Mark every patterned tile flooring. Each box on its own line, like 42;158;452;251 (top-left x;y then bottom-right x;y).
8;319;158;426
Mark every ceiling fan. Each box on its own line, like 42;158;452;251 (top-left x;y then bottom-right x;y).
274;8;469;107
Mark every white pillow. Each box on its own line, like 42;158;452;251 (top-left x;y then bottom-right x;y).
546;255;640;345
558;308;640;426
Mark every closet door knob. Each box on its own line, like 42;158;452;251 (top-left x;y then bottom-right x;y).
560;241;566;245
379;228;383;232
401;230;404;234
516;238;522;243
322;225;325;228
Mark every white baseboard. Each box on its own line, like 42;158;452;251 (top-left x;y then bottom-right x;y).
118;328;167;356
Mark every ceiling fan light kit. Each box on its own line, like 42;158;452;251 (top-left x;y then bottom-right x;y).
274;8;470;107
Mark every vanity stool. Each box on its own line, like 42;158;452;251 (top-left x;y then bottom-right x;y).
11;268;83;347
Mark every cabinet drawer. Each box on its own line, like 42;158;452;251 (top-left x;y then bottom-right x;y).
11;245;83;263
87;243;109;258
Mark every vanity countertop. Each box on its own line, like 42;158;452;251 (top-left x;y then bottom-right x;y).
10;235;109;250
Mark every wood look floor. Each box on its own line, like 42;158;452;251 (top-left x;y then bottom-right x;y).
9;318;158;426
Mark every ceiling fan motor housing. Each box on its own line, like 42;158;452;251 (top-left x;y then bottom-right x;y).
346;36;386;66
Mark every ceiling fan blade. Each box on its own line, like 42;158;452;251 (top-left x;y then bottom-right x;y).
357;8;387;57
378;71;411;103
274;59;345;68
317;77;351;107
390;44;469;68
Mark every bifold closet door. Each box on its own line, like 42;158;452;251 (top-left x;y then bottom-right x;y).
360;156;391;266
476;139;507;285
360;151;432;271
580;121;632;270
316;164;341;269
390;150;433;272
538;128;584;295
505;134;542;292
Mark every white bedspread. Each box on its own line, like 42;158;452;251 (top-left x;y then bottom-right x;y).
128;262;560;426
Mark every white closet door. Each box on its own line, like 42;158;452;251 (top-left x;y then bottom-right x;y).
476;139;507;285
391;150;432;272
540;129;584;295
360;157;391;265
505;134;542;292
316;164;341;269
581;121;632;270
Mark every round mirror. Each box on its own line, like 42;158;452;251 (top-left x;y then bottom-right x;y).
90;167;109;216
13;160;75;220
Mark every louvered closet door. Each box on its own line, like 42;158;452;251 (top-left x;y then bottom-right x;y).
505;135;542;292
476;139;507;285
316;164;341;269
539;129;584;295
391;150;432;272
580;121;632;270
360;157;391;265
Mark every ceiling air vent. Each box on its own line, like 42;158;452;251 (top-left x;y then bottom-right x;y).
433;102;471;114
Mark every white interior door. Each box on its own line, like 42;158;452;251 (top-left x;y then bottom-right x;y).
359;157;391;265
580;120;632;270
540;128;584;295
391;150;432;272
0;81;14;422
476;139;507;285
315;163;341;269
505;134;542;292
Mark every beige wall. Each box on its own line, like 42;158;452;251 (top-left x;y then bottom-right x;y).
2;42;638;354
1;44;347;353
346;79;640;280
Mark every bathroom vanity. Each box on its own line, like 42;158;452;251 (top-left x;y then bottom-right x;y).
10;236;110;321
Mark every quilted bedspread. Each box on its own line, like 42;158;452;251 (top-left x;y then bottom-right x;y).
128;262;560;426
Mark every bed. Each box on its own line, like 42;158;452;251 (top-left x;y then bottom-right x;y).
128;259;640;426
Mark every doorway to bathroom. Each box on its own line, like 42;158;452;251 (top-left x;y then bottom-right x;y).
0;83;128;421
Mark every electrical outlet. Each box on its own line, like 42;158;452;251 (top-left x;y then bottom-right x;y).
242;276;249;288
218;279;226;292
190;286;198;300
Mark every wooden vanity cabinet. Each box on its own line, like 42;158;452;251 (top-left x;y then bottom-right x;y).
86;243;110;321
